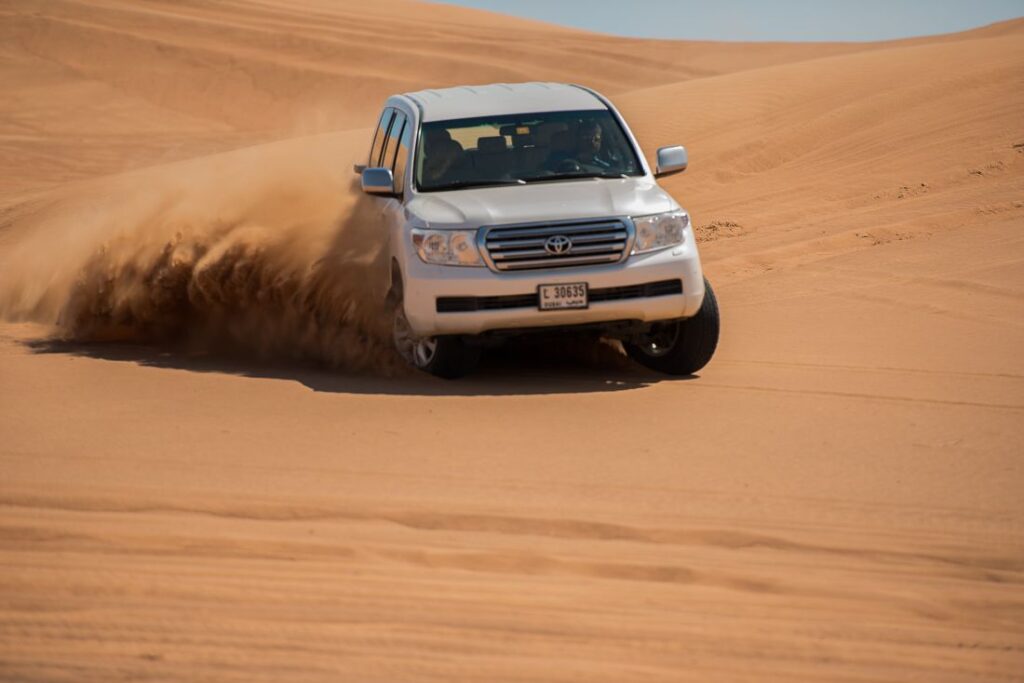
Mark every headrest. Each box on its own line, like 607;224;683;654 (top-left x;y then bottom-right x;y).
477;136;508;153
423;128;452;145
534;122;567;145
426;138;462;161
513;134;536;148
551;130;573;152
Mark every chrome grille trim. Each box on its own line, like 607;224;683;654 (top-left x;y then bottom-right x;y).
478;217;634;272
495;253;623;271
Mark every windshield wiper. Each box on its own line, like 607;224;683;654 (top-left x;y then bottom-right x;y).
523;172;629;184
425;178;526;192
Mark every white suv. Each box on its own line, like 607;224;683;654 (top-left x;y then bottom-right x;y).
357;82;719;378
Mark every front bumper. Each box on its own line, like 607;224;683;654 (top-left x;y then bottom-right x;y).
402;239;705;337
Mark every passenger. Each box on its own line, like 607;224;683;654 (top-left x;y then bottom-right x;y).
422;127;452;151
422;132;465;186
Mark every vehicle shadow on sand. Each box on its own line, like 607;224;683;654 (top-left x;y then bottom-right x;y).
25;338;693;397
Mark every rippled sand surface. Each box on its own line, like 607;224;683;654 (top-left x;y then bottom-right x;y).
1;2;1022;680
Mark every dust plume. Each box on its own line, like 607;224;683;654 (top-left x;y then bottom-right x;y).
0;131;401;372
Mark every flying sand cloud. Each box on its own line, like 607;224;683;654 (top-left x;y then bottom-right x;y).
0;132;403;372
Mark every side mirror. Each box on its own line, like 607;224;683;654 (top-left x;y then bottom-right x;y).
353;163;367;175
655;145;687;177
361;167;395;195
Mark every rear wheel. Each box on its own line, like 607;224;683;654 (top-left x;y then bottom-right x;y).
625;277;719;375
390;287;480;379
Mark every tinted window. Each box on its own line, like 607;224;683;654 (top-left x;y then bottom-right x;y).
368;108;394;167
415;109;643;192
392;115;412;194
383;110;407;175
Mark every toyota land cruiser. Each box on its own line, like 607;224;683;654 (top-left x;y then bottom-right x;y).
356;82;719;378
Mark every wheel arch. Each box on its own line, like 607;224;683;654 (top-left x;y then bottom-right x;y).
387;258;404;302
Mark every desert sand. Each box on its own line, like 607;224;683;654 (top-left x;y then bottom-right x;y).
1;1;1023;681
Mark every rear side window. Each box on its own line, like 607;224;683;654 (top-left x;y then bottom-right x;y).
368;109;395;167
391;114;412;194
383;111;407;174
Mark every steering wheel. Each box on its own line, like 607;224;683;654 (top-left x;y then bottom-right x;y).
554;158;583;173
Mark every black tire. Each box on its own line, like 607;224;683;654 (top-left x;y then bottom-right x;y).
625;277;720;375
389;283;480;379
420;336;481;379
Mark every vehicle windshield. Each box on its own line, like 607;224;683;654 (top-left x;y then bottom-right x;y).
414;109;643;192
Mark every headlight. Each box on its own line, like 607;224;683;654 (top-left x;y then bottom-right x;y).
410;228;484;266
632;211;688;254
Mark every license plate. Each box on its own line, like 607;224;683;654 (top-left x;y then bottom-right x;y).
538;282;588;310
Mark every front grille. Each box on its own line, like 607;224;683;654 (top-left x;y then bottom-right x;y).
481;218;632;271
436;279;682;313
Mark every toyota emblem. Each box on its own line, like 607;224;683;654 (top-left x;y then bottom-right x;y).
544;235;573;255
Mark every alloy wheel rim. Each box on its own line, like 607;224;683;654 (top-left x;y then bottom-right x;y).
412;337;438;367
638;322;679;358
393;307;437;368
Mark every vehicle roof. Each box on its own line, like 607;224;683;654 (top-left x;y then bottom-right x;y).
403;82;606;122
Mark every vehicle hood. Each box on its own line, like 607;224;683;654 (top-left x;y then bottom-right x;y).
404;177;679;229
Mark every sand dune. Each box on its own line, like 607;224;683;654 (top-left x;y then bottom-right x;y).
1;1;1023;681
0;0;970;198
622;25;1024;282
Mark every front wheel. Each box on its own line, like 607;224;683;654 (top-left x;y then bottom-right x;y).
624;277;720;375
391;296;480;379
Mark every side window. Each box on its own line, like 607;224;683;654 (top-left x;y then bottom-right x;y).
392;116;412;194
382;111;406;174
368;109;394;167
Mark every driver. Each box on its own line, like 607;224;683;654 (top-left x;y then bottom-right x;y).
575;120;607;166
549;120;613;171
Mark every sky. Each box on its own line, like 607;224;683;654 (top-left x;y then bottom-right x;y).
438;0;1024;42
